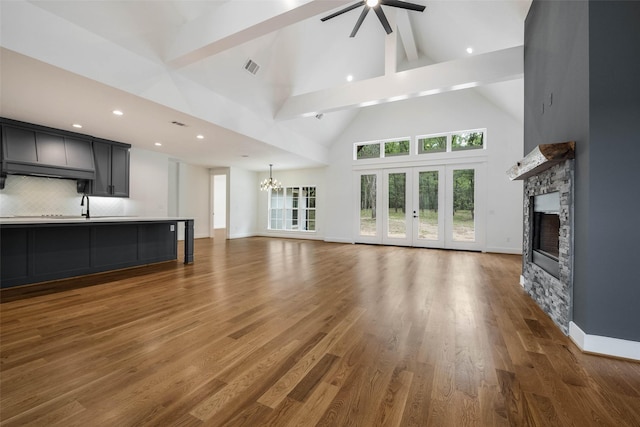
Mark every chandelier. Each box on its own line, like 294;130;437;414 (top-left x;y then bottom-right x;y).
260;164;282;191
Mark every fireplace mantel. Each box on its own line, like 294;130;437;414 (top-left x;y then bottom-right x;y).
507;142;575;180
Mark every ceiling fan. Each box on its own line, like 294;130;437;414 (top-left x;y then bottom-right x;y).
321;0;426;38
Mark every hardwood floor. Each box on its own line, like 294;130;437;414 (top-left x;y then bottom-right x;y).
1;237;639;426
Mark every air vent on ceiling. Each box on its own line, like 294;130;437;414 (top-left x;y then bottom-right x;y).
244;59;260;75
171;121;187;127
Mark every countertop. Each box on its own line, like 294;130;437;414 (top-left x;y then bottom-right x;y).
0;216;193;225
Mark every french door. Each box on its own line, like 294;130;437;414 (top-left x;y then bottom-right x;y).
355;163;484;250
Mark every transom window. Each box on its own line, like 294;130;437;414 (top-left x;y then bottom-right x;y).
417;135;447;154
269;186;316;231
417;129;485;155
384;139;410;157
452;131;484;151
355;138;410;160
355;130;485;161
356;143;380;160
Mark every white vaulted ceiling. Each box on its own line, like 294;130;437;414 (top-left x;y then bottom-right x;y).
0;0;531;171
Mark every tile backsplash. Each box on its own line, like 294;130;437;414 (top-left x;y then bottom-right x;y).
0;175;127;217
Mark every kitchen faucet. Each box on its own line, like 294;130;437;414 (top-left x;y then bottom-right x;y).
81;194;90;219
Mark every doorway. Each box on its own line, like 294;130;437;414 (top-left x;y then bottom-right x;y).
355;163;485;250
212;173;227;242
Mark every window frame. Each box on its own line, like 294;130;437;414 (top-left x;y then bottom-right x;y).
354;137;412;161
382;139;411;158
268;185;317;232
451;130;485;152
353;129;486;165
417;133;448;155
416;129;486;156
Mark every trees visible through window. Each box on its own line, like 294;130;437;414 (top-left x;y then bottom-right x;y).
360;174;377;236
418;136;446;153
356;143;380;159
269;186;316;231
355;130;484;160
451;131;484;151
384;140;410;157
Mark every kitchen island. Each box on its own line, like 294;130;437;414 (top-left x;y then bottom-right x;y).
0;217;194;288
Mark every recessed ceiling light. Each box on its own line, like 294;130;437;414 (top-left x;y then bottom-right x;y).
112;110;124;116
72;124;82;129
366;0;379;7
154;142;162;146
346;75;354;82
466;47;473;54
196;134;204;140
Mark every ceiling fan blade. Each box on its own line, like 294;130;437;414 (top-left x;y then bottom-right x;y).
350;7;370;37
380;0;426;12
321;2;364;22
373;5;393;34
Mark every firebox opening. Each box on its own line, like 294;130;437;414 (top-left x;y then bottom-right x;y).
531;192;560;278
533;213;560;260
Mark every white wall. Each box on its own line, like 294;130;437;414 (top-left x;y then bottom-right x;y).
228;167;258;239
256;167;326;240
325;88;524;253
213;174;227;229
128;148;170;217
177;162;211;239
130;147;210;239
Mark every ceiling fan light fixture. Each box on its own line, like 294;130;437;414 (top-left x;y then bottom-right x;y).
321;0;425;38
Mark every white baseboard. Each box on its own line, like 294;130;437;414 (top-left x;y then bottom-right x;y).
256;232;323;241
485;246;523;255
569;321;640;361
228;232;256;239
324;237;354;244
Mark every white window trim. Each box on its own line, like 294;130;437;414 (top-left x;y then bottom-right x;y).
268;186;317;233
353;129;487;166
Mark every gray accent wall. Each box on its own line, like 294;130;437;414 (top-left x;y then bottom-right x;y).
525;0;640;341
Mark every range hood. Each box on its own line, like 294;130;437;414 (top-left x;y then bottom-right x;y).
1;118;96;188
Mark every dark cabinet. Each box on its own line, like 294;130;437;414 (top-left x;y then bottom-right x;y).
3;126;38;163
1;221;179;288
1;120;95;181
90;139;130;197
1;118;131;195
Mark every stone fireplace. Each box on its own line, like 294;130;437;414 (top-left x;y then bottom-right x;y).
508;142;574;334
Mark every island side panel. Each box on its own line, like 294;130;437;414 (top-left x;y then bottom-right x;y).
0;220;182;289
183;219;194;264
